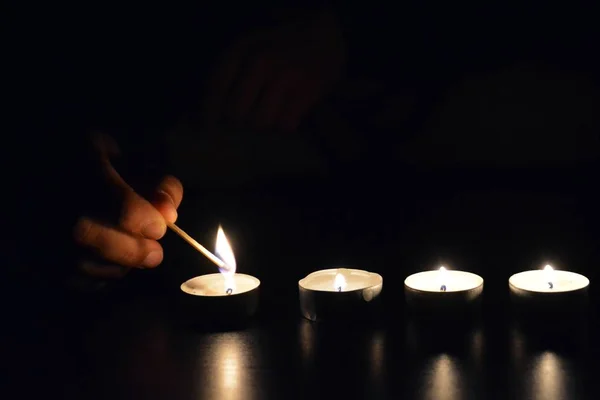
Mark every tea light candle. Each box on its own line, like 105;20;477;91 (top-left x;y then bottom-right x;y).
404;267;484;312
509;264;589;312
509;265;589;294
298;268;383;322
181;273;260;297
179;226;260;322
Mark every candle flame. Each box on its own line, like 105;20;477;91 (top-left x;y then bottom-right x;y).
215;226;236;293
334;272;347;292
439;266;447;291
544;264;554;289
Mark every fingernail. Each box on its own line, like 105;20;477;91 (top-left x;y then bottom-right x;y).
155;190;178;223
142;250;163;268
142;221;166;240
170;208;178;223
157;190;175;207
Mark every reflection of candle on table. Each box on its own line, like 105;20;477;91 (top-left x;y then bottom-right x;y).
509;264;589;312
179;226;260;322
193;332;259;400
426;354;464;400
532;352;567;400
298;268;383;322
404;266;484;312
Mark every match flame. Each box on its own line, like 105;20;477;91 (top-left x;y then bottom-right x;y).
215;226;236;293
544;264;554;289
334;272;347;292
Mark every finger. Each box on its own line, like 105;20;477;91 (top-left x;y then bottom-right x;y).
254;69;300;130
91;132;121;160
119;189;168;240
74;217;164;268
277;82;322;132
202;38;253;125
151;175;184;224
227;54;270;121
76;133;125;202
79;260;130;279
90;132;128;190
90;137;133;194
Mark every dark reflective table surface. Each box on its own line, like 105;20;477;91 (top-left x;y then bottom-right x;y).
6;176;600;399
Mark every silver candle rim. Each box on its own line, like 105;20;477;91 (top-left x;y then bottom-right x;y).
508;270;589;294
180;273;261;297
298;268;383;293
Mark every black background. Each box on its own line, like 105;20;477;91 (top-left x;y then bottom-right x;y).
4;1;600;399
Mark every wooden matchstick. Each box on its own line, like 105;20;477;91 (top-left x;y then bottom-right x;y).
167;222;231;271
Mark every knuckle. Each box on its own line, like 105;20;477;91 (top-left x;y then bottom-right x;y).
73;217;97;246
162;175;183;194
118;192;147;232
121;246;144;266
159;176;183;206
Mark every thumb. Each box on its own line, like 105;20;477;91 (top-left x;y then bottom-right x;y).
90;132;132;192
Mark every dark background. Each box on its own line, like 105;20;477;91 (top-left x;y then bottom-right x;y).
4;1;600;399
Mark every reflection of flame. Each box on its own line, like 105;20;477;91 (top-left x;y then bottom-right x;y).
221;344;239;390
470;328;484;366
438;266;447;291
427;354;462;400
544;265;554;289
216;226;237;293
533;352;566;399
334;272;347;292
510;325;525;366
194;333;255;400
369;331;385;378
299;319;315;366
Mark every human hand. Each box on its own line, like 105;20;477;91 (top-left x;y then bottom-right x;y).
202;6;346;132
72;134;183;278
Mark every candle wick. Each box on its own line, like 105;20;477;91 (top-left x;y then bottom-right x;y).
226;288;233;295
337;286;342;292
440;284;447;292
548;282;553;290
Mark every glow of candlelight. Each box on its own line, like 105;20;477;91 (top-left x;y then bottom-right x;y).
543;265;555;290
333;272;347;292
439;266;448;292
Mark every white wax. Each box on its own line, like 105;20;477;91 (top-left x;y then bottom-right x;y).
404;270;483;293
181;273;260;297
299;268;383;292
509;270;589;293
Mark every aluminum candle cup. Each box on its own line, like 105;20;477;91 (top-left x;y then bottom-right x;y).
298;268;383;322
509;265;589;314
404;267;484;315
180;273;260;323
